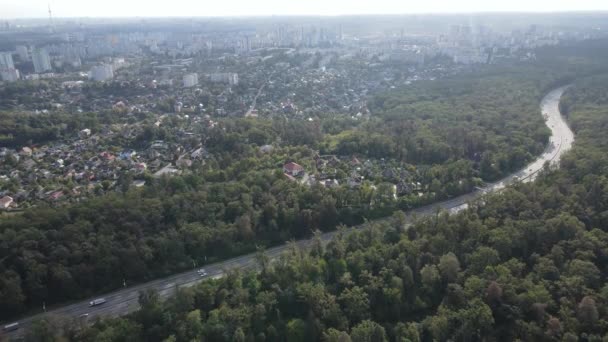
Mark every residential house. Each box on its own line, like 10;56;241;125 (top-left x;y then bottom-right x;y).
191;147;210;159
133;180;146;187
49;190;64;200
100;152;116;161
20;147;32;157
22;159;37;170
320;179;339;188
0;196;13;209
259;145;274;153
134;163;147;172
348;174;364;188
283;162;304;177
119;150;136;160
79;128;91;139
326;156;341;167
396;181;413;196
176;158;193;168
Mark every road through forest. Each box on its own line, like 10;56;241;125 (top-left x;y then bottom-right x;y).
3;86;574;339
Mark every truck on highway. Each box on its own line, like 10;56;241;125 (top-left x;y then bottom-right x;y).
3;322;19;332
89;298;107;306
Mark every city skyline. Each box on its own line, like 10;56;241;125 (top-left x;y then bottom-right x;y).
2;0;608;19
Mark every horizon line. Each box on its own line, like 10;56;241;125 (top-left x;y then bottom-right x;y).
4;10;608;20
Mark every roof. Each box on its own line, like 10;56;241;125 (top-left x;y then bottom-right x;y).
0;196;13;206
283;162;303;172
49;191;64;200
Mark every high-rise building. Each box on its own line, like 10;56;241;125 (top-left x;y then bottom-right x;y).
16;45;29;60
0;52;14;70
89;64;114;81
32;48;52;73
209;72;238;86
183;73;198;88
1;68;20;82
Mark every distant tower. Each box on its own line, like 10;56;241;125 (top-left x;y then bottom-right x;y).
48;3;55;33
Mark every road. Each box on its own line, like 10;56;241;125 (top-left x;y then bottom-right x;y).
3;86;574;339
244;81;267;117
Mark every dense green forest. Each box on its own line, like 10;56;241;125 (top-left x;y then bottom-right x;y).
1;39;608;326
360;71;552;180
0;68;559;319
0;109;144;148
19;65;608;341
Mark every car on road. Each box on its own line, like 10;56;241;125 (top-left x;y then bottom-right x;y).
80;313;89;318
3;322;19;332
197;268;208;276
89;298;107;306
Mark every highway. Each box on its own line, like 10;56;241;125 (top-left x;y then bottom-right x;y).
3;86;574;339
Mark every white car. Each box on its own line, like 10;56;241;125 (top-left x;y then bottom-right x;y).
197;268;208;276
3;322;19;332
89;298;107;306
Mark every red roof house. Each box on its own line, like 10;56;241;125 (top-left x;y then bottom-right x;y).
283;162;304;177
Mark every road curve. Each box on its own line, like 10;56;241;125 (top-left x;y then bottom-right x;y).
3;86;574;339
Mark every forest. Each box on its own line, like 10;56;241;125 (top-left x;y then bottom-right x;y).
1;39;608;328
15;61;608;341
0;67;560;319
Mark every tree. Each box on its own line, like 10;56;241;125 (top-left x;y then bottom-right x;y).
318;197;339;231
456;299;495;339
466;247;499;274
24;317;67;342
310;229;324;258
136;289;163;335
420;265;440;288
178;309;203;341
486;281;503;304
92;318;143;342
444;283;466;308
424;314;449;341
117;171;133;194
350;320;387;342
545;316;562;338
568;259;601;288
438;253;460;282
578;296;599;328
338;286;370;323
0;271;26;315
323;328;352;342
233;327;246;342
394;322;421;342
237;214;254;240
286;318;308;342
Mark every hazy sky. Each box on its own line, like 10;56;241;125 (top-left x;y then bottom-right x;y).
2;0;608;18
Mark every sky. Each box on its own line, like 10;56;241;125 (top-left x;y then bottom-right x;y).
1;0;608;18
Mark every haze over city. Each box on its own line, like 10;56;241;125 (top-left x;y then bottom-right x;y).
3;0;608;18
